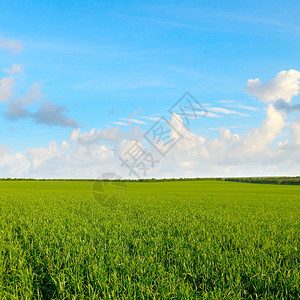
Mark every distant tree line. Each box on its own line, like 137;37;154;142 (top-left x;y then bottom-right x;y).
0;176;299;185
0;177;223;182
224;177;300;185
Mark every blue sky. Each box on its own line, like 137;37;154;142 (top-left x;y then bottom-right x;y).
0;0;300;178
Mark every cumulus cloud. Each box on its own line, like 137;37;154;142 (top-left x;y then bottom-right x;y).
2;78;78;128
155;107;299;177
26;141;65;169
34;101;78;127
274;100;300;113
24;139;117;178
70;125;144;145
246;69;300;103
0;61;78;128
288;118;300;144
228;104;284;161
0;36;23;53
0;145;10;156
4;82;42;120
70;128;122;144
0;64;24;103
0;146;29;177
0;76;14;103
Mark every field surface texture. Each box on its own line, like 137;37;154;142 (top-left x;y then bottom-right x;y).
0;180;299;299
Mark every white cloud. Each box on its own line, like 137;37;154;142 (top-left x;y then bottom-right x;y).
246;69;300;103
289;118;300;144
228;104;259;111
154;107;299;177
0;36;23;53
70;127;123;144
120;118;147;125
140;116;161;121
179;111;220;118
217;100;236;104
0;76;14;103
27;140;62;169
205;112;220;118
228;104;284;161
111;121;127;126
217;99;259;111
208;107;249;116
24;139;117;178
70;125;144;146
0;146;29;177
3;64;23;74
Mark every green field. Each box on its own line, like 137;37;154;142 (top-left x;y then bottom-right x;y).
0;180;299;299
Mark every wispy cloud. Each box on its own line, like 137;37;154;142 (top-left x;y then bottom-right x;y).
179;111;220;118
0;36;23;53
206;112;221;118
3;64;23;74
208;107;249;117
217;100;258;111
120;118;147;125
140;116;161;121
111;121;127;126
217;100;236;104
209;124;245;130
228;104;258;111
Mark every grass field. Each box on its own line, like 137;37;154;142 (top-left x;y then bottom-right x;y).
0;180;299;299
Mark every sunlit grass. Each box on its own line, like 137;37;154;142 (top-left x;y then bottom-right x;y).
0;181;299;299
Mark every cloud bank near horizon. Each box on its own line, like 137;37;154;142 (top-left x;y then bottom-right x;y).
1;69;300;179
